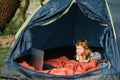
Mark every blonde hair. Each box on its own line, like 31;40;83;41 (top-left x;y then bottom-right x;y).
76;40;91;60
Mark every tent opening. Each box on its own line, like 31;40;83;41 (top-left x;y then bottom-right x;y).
14;3;111;76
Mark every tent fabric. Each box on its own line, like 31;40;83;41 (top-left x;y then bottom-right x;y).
1;0;120;79
76;0;109;24
9;1;108;61
8;28;32;61
107;0;120;73
101;27;120;73
0;62;119;80
26;0;73;27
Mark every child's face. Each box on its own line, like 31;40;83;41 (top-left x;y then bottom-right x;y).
76;45;85;56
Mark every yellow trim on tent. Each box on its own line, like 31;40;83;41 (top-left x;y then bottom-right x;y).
15;0;50;39
41;1;74;26
105;0;117;39
15;5;43;39
15;0;73;39
42;0;50;5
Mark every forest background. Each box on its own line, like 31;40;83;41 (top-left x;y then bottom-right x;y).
0;0;45;79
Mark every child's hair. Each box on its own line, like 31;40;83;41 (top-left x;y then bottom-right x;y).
76;40;91;60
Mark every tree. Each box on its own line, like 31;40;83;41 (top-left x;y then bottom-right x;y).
12;0;30;27
0;0;20;31
0;0;45;33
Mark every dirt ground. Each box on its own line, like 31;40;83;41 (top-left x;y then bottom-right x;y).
0;35;15;48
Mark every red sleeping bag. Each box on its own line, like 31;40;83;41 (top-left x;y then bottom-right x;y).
19;56;101;76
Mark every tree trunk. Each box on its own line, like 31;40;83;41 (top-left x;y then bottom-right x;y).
0;0;20;31
22;0;30;21
12;0;30;27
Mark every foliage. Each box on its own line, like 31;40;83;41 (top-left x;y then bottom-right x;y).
0;21;20;36
0;47;11;70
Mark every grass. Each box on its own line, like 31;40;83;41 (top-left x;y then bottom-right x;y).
0;19;18;80
0;18;18;80
0;21;19;36
0;47;13;80
0;47;11;70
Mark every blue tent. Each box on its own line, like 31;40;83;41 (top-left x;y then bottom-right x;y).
1;0;120;79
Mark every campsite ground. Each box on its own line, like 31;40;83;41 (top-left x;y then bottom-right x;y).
0;36;14;80
0;35;14;70
0;48;12;80
0;47;10;70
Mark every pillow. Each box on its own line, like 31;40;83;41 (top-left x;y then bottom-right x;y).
90;46;105;59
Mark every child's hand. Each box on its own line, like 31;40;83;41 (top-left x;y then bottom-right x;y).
83;58;90;62
76;55;90;62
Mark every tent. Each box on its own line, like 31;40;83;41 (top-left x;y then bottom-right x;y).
0;0;120;79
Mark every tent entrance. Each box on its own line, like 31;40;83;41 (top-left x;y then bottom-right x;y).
31;3;107;50
14;3;109;76
1;1;120;79
15;45;106;76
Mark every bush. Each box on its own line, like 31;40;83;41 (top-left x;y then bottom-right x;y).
0;21;20;36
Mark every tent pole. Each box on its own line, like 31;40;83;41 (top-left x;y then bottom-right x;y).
104;0;117;40
73;0;76;3
15;5;42;39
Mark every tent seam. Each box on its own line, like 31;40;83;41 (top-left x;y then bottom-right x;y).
41;0;74;26
104;0;117;40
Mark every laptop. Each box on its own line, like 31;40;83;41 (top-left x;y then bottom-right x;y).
31;48;44;71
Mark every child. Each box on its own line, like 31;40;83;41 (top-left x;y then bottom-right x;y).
75;40;91;62
75;40;101;62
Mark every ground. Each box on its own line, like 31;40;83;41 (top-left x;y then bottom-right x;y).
0;35;14;69
0;35;15;48
0;35;14;80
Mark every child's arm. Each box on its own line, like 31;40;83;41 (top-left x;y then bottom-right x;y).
77;55;90;62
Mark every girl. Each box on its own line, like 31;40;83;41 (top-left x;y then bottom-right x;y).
75;40;91;62
75;40;102;62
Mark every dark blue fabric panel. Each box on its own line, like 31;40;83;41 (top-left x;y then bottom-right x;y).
74;7;105;47
8;28;32;61
76;0;109;24
31;4;77;50
107;0;120;73
100;27;120;73
27;0;72;27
